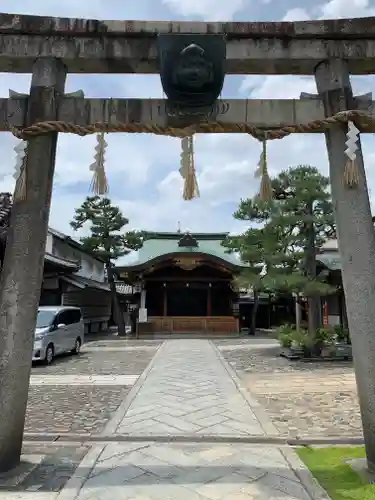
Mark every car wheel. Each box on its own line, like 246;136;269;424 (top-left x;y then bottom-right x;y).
44;343;54;365
72;337;81;355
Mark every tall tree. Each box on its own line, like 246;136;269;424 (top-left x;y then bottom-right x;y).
271;165;335;332
225;165;335;334
70;196;145;336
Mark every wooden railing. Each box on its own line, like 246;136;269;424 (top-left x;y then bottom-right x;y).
147;316;239;334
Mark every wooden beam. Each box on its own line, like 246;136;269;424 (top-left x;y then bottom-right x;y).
2;97;375;133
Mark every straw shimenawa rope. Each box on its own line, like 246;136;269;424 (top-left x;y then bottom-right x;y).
10;109;374;200
11;110;372;141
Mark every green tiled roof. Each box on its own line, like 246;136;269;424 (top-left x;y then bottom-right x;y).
122;232;246;269
316;252;341;271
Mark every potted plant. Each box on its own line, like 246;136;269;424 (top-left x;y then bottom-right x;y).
290;328;313;358
314;327;336;357
332;325;352;359
277;324;299;358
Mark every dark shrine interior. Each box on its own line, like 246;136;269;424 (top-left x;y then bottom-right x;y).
144;263;235;317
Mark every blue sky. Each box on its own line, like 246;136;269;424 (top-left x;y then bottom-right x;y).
1;0;375;257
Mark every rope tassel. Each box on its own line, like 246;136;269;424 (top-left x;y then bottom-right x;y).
344;120;360;187
90;132;109;195
255;135;272;201
13;139;28;202
179;135;200;200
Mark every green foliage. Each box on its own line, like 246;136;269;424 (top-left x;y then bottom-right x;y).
333;324;351;344
297;446;373;500
223;165;336;297
276;324;311;349
290;328;311;349
70;196;146;263
276;323;351;351
315;327;337;345
276;324;295;347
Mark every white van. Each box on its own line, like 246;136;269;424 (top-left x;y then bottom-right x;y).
33;306;84;365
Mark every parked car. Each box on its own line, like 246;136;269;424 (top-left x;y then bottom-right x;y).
33;306;84;365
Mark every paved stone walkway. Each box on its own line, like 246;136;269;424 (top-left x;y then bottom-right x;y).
114;340;265;436
49;340;328;499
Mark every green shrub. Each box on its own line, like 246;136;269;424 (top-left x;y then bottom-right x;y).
291;328;312;348
315;327;336;345
333;325;350;344
276;324;294;347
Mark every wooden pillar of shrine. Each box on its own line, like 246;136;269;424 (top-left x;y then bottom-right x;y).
163;283;168;317
206;283;212;316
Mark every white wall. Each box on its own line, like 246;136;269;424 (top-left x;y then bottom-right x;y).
45;232;53;253
76;254;105;282
51;234;105;282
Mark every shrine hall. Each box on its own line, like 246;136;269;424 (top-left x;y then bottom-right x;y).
116;231;247;334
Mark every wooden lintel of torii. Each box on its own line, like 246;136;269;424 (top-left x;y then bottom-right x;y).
2;95;375;134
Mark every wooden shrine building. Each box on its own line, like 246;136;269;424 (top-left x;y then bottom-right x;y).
115;232;247;334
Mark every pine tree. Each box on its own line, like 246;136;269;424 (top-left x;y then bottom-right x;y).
70;196;145;336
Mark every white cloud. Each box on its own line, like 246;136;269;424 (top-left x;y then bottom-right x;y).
320;0;375;18
162;0;245;20
282;8;310;21
282;0;375;20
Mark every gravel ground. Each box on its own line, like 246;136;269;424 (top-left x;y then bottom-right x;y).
215;340;361;438
25;385;130;434
32;348;158;375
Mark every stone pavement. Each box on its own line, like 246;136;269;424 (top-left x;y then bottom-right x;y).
56;442;324;500
52;340;327;499
0;338;330;499
113;340;265;436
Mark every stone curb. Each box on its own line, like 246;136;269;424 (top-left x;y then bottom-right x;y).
22;433;365;445
280;446;331;500
56;445;105;500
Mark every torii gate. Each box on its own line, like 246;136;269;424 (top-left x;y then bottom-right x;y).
1;12;375;472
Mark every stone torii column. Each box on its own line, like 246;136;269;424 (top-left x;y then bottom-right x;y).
315;58;375;471
0;57;67;472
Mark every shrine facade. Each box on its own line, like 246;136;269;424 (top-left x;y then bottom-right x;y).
116;232;246;334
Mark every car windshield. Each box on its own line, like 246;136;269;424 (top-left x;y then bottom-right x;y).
36;310;55;328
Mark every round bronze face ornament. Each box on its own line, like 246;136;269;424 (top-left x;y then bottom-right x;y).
158;34;226;111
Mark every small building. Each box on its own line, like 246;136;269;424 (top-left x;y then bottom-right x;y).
115;231;247;335
41;228;112;333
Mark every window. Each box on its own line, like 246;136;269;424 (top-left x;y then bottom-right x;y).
36;310;56;328
57;309;81;325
